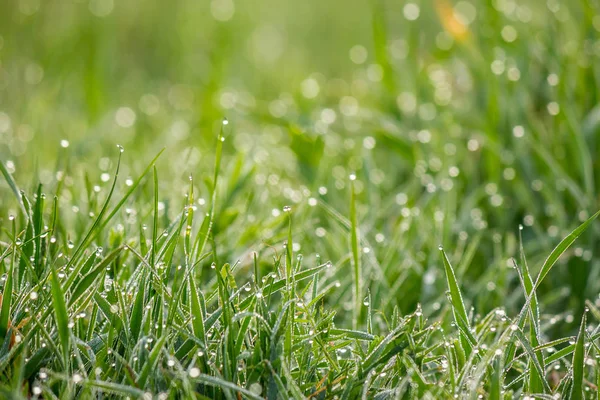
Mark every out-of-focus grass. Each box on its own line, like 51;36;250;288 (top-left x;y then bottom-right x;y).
1;0;600;398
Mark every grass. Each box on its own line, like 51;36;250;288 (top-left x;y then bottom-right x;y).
2;0;600;398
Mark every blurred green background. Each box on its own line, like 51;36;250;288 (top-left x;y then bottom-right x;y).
1;0;600;328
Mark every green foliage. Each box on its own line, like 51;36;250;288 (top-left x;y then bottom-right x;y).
2;0;600;398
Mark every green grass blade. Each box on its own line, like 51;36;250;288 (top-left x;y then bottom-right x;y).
50;264;70;368
0;159;26;216
130;271;146;342
440;248;475;352
97;148;165;233
192;373;263;400
570;313;586;400
69;247;121;307
137;334;167;388
189;276;206;342
0;250;14;346
534;209;600;289
349;174;361;329
151;166;158;268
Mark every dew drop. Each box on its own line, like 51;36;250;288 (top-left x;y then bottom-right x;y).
117;144;124;153
283;205;292;212
222;118;229;125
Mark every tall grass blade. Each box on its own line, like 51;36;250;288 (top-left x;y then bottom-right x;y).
570;313;586;400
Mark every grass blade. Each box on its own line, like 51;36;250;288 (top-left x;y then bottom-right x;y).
50;264;70;368
440;248;475;352
0;160;26;216
534;210;600;289
570;313;586;400
349;174;361;329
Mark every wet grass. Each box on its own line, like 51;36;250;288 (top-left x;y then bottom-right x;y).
2;0;600;398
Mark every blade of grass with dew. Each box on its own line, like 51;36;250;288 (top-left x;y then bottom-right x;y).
0;159;26;216
513;255;544;394
439;248;475;355
192;373;263;400
570;312;586;400
136;334;167;388
284;207;294;364
511;328;551;393
69;247;122;307
18;193;34;288
83;380;146;398
129;271;146;342
193;123;225;263
0;240;14;348
151;166;159;269
96;148;165;233
50;263;70;370
32;184;44;271
534;209;600;289
349;173;361;329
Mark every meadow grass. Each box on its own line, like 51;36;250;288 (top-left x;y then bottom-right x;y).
2;0;600;398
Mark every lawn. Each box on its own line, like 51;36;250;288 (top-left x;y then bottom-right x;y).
1;0;600;398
